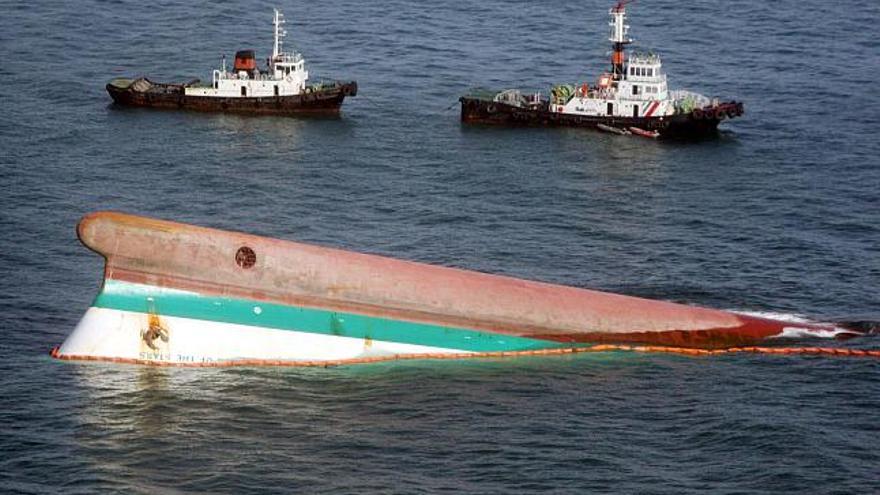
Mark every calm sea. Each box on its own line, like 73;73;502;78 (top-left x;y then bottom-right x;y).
1;0;878;492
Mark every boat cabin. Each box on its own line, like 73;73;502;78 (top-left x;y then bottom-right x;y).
184;9;309;98
617;53;668;102
601;53;669;117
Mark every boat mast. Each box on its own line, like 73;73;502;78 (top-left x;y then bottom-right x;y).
272;8;286;60
609;0;633;81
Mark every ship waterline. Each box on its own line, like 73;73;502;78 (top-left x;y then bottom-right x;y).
60;279;563;365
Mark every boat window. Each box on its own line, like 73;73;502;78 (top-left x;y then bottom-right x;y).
276;66;282;72
632;85;639;95
291;66;296;72
647;68;653;77
607;102;613;115
214;81;218;89
241;86;246;96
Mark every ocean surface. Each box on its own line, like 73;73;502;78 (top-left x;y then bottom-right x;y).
2;0;879;492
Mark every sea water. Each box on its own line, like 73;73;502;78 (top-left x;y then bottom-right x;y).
1;0;878;492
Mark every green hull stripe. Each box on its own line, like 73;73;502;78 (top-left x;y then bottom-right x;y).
93;280;571;353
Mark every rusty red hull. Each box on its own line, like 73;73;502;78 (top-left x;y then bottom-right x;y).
106;80;357;115
72;212;838;350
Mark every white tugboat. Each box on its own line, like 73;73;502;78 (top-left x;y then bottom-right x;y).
459;1;743;139
107;9;356;115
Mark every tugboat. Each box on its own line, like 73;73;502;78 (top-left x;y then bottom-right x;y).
107;9;357;115
459;1;743;139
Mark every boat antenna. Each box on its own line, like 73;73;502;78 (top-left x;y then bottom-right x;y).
273;8;287;60
609;0;634;80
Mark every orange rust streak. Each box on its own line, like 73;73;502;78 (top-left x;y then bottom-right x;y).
531;321;787;349
50;345;880;368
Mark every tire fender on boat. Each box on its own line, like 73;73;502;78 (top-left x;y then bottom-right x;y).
486;104;497;113
693;108;704;119
715;108;726;120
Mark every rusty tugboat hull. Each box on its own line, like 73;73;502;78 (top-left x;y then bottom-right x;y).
459;96;743;139
107;78;358;115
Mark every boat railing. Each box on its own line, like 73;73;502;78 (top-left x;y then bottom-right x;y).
219;71;291;82
629;52;661;64
307;79;345;91
493;89;528;107
273;52;304;64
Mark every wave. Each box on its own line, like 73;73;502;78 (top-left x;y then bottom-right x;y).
732;310;878;339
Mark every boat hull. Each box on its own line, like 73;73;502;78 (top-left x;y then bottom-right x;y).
460;97;743;139
62;305;483;365
55;212;834;366
106;79;357;115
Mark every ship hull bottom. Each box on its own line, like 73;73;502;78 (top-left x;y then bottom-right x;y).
460;97;742;140
107;80;357;115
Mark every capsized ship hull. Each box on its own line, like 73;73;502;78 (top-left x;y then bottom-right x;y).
56;212;839;366
107;78;357;115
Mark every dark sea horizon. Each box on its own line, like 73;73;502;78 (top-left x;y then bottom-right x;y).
1;0;878;492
